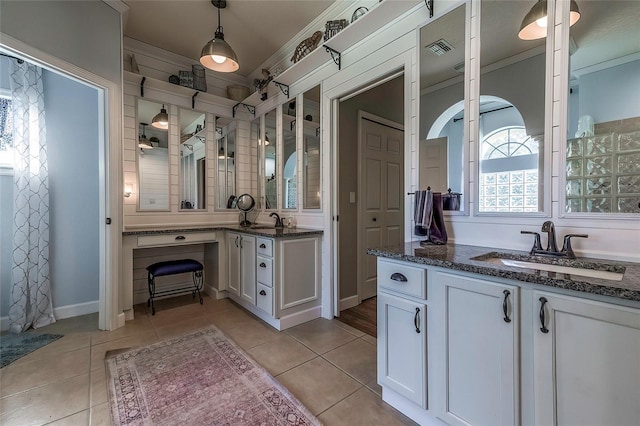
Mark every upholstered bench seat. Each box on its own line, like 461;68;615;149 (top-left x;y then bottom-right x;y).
147;259;204;315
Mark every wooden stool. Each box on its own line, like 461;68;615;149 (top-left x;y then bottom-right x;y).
147;259;203;315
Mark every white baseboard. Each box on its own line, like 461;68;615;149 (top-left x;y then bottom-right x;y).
382;388;446;426
204;284;228;300
339;295;359;311
0;300;99;331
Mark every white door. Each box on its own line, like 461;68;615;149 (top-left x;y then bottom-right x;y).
378;292;426;407
419;137;448;193
433;272;519;426
533;291;640;426
240;235;256;304
358;114;404;300
227;233;240;295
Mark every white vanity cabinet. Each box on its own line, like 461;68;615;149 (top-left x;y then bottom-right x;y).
431;271;519;426
532;291;640;426
377;259;427;408
227;231;321;330
226;232;256;301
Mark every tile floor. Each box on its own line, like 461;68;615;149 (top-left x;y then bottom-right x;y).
0;295;415;425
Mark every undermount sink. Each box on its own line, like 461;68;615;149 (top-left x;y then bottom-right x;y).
472;253;626;281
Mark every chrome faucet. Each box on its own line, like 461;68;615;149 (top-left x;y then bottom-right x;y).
521;221;588;259
269;212;284;229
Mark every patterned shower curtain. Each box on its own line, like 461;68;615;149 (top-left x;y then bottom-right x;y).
8;60;55;333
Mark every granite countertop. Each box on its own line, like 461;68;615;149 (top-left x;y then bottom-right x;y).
367;242;640;302
123;225;323;239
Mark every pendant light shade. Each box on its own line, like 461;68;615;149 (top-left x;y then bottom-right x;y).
518;0;581;41
200;0;239;73
138;123;153;149
151;105;168;129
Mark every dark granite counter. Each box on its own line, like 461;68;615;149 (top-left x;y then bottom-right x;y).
123;225;323;239
368;242;640;302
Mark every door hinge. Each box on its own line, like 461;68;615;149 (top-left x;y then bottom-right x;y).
105;218;112;225
333;215;339;222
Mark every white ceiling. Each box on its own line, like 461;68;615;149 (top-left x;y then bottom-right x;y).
123;0;336;76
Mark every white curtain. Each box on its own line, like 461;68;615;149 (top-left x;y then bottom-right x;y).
8;60;55;333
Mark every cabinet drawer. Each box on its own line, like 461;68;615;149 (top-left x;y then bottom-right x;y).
256;283;273;316
137;232;216;247
257;238;273;257
257;256;273;287
378;259;427;299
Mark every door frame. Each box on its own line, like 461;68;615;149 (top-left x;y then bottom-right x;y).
1;33;123;330
322;49;414;318
357;111;404;304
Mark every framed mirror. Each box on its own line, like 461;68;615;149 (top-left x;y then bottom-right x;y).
564;0;640;214
251;117;261;208
303;85;321;209
216;117;236;210
477;0;547;214
419;4;466;212
137;99;169;210
282;99;297;209
178;108;206;210
264;108;277;210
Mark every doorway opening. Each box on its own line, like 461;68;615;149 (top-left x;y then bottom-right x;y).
335;74;405;336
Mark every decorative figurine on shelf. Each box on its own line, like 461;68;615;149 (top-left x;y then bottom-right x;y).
291;31;323;64
253;68;272;101
351;6;368;23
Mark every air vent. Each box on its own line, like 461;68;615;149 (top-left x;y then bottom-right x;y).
426;39;454;56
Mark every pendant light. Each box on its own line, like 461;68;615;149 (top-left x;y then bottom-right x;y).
151;104;168;129
138;123;153;149
218;146;226;159
518;0;581;41
200;0;240;73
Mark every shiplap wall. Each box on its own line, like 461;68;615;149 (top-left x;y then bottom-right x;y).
139;147;170;209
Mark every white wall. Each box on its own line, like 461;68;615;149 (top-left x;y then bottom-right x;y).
0;62;100;319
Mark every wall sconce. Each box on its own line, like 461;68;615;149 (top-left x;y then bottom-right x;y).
124;184;133;198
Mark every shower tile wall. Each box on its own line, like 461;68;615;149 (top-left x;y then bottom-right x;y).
566;117;640;213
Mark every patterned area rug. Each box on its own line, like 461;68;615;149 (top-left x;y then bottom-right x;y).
105;325;321;425
0;333;63;368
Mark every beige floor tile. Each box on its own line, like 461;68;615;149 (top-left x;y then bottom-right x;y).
1;347;90;397
209;305;257;331
0;373;90;425
247;335;317;376
90;331;158;368
153;314;216;340
323;338;377;385
90;367;107;407
38;313;99;334
47;409;89;425
147;299;208;328
285;318;359;354
91;316;154;345
224;319;281;350
332;319;366;337
7;332;92;367
89;402;111;425
362;333;377;345
366;380;383;397
276;357;361;416
318;387;416;426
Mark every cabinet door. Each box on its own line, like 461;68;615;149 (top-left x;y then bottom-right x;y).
227;233;240;296
240;234;256;304
533;291;640;426
434;272;518;426
378;292;427;408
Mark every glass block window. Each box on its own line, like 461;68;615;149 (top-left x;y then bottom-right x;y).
479;126;540;212
0;97;14;168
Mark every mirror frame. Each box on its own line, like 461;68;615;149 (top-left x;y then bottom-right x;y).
302;85;322;210
214;117;238;211
136;98;171;212
473;0;553;218
263;107;278;210
281;97;298;210
178;107;207;211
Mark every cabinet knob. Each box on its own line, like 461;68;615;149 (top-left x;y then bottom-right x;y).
259;262;266;268
259;290;267;296
175;235;186;240
372;217;377;222
390;272;408;282
260;243;266;249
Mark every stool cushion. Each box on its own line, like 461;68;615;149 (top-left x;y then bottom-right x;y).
147;259;203;277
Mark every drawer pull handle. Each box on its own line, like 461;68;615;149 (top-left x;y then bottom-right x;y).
539;297;549;334
414;307;421;333
259;290;267;296
259;262;266;268
260;243;267;249
390;272;408;282
503;290;511;323
175;235;186;240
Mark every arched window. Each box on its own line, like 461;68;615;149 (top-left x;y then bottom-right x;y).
479;126;540;212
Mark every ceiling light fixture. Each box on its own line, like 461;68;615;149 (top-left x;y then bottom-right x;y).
218;146;226;159
518;0;581;41
151;105;169;129
200;0;239;73
138;123;153;149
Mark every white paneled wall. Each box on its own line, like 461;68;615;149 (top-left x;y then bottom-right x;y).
138;148;169;210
